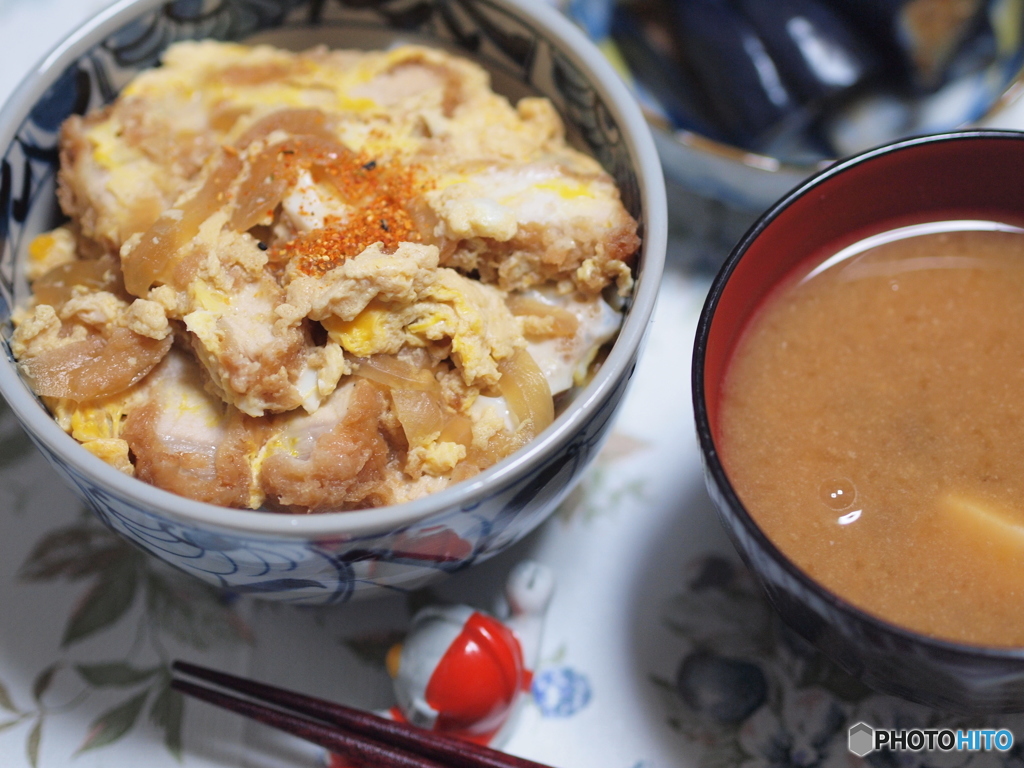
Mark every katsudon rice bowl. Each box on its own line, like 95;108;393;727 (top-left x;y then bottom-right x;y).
0;0;666;601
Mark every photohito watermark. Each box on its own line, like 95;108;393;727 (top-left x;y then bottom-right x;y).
848;722;1014;757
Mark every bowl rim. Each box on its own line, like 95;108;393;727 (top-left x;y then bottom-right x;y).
692;127;1024;660
0;0;667;539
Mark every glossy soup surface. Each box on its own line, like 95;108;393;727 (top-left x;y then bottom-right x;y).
719;222;1024;646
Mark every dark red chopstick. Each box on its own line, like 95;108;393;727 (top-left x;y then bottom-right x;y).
171;678;445;768
171;660;556;768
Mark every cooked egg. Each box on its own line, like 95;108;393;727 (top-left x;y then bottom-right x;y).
15;41;639;512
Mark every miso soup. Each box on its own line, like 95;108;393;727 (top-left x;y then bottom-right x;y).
719;221;1024;647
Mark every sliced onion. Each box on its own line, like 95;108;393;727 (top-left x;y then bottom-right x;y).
480;429;529;466
507;296;579;339
496;348;553;436
293;135;355;168
123;152;243;296
230;145;294;233
353;354;439;393
121;197;165;241
391;389;445;447
233;108;337;149
450;427;531;482
230;134;356;233
210;103;252;134
450;461;479;484
22;327;172;400
32;255;125;308
438;414;473;447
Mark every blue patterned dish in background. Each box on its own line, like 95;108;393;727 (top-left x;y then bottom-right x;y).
0;0;666;603
562;0;1024;214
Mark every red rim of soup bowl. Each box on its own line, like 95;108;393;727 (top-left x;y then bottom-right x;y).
693;129;1024;713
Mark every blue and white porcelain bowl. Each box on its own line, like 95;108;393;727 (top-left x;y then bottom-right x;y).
0;0;666;604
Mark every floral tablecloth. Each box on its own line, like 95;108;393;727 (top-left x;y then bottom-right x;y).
5;2;1024;767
